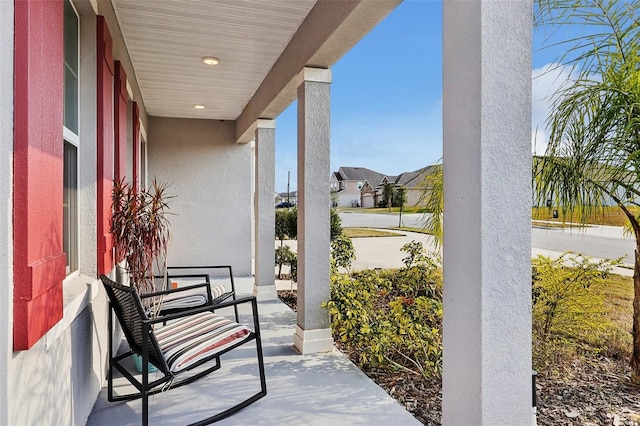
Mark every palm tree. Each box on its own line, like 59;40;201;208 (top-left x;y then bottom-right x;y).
533;0;640;381
382;182;395;212
396;185;407;227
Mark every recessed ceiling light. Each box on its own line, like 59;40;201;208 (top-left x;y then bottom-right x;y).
202;56;220;66
194;104;206;110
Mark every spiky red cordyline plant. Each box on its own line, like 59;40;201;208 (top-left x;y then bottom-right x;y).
111;178;174;296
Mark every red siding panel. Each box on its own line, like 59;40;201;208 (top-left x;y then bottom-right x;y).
13;0;66;350
97;16;115;275
114;61;128;182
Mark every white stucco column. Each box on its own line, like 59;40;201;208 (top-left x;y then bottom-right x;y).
442;1;532;424
0;1;13;423
254;119;276;297
294;67;333;354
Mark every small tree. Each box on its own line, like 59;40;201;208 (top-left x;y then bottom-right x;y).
395;186;407;227
330;234;355;276
534;0;640;381
383;182;395;212
275;207;297;246
330;208;343;240
275;245;295;280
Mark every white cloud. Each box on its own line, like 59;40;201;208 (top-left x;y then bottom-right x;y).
531;63;576;154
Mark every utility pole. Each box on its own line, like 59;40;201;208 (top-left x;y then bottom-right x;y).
287;170;290;203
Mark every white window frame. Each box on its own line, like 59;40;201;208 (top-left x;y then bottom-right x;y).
63;0;80;276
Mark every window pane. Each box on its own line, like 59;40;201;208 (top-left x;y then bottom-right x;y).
64;0;79;134
141;140;147;189
64;141;78;273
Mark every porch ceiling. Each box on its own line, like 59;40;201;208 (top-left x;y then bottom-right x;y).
111;0;402;141
111;0;316;120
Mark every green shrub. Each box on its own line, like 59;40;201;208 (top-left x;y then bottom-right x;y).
275;207;297;242
330;234;355;274
324;247;630;381
275;207;341;241
330;208;342;240
275;245;295;279
532;253;625;372
324;257;443;379
395;241;442;299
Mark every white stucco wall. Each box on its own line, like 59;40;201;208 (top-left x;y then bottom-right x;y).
0;1;14;423
7;300;108;425
148;117;253;276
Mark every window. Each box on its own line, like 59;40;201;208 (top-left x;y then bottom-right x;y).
63;0;79;274
140;138;147;189
357;181;363;190
63;142;78;273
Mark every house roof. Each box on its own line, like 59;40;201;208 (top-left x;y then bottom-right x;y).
349;165;440;190
333;167;386;184
393;166;436;188
277;191;298;198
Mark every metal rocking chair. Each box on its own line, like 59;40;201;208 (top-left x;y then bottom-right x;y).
154;265;239;321
100;274;267;425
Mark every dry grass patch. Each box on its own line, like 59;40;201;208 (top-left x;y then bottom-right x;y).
342;228;404;238
533;206;640;227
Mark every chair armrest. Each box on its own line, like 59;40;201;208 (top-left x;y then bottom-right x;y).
145;295;257;325
167;265;236;295
140;282;211;300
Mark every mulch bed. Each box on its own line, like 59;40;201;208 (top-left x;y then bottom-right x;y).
276;290;640;425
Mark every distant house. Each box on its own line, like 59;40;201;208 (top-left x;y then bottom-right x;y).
276;190;298;206
331;167;385;207
532;156;637;207
361;166;438;208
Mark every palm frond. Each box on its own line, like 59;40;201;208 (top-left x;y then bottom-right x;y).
418;163;443;248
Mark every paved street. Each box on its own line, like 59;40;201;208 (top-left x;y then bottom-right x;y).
531;225;634;264
338;212;636;275
339;211;424;229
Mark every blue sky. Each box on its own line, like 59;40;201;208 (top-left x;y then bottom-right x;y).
274;0;566;193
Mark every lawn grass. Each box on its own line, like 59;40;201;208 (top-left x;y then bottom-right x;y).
531;220;587;229
596;273;634;334
341;205;640;228
337;206;424;214
390;226;433;235
532;206;640;227
342;228;404;238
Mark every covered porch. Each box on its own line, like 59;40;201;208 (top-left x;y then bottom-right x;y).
0;0;532;424
87;276;421;425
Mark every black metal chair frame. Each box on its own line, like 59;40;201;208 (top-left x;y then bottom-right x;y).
155;265;239;321
101;275;267;426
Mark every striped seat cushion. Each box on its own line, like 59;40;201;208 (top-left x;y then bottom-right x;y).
155;312;251;373
160;284;227;310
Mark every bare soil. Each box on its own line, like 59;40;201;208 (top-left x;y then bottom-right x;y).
277;290;640;425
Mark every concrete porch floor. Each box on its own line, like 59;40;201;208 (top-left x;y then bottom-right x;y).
87;276;422;425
